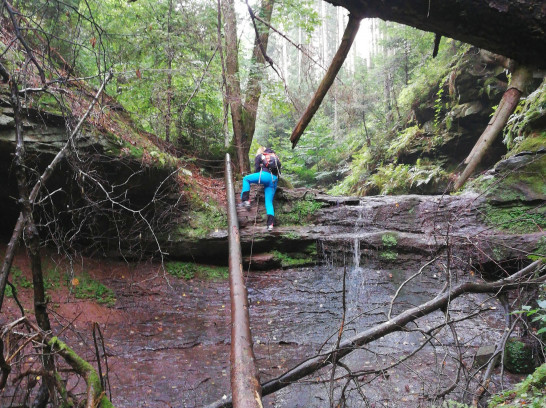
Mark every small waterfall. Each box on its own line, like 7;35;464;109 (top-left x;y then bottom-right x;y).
353;237;360;268
352;205;365;268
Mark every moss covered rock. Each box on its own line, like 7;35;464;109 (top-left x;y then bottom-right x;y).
504;338;540;374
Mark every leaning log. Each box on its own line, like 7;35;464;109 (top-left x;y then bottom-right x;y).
225;153;263;408
290;14;361;148
454;64;533;190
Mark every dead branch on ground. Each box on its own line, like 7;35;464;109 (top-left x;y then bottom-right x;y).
206;260;544;407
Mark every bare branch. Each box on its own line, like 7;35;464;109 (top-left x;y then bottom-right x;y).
2;0;47;83
206;260;543;407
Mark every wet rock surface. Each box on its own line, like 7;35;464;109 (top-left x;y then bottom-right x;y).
234;191;542;271
2;256;520;408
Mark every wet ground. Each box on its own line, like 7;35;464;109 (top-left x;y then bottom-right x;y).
2;250;520;408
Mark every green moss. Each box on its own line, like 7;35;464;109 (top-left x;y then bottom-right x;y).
503;79;546;151
285;231;302;240
382;233;398;247
34;93;64;116
272;250;315;268
529;237;546;261
380;233;399;260
504;338;539;374
3;284;13;298
278;198;323;225
178;197;227;239
484;156;546;202
508;132;546;156
48;337;114;408
380;250;398;261
489;363;546;407
165;261;228;280
480;204;546;233
71;273;116;307
166;261;197;279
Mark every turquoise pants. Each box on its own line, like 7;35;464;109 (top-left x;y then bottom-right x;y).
241;171;278;216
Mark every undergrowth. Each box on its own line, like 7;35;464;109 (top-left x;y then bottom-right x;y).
278;198;323;225
480;204;546;234
3;265;116;307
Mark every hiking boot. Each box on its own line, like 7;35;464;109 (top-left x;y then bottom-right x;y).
267;215;275;232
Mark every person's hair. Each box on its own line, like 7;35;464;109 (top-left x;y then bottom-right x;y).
256;146;266;156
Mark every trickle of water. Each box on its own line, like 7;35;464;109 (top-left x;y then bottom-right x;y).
353;237;360;268
352;206;365;267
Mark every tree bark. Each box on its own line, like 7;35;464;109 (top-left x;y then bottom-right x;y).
240;0;275;170
222;0;275;174
221;0;246;173
325;0;546;67
165;0;173;143
225;154;262;407
454;64;533;190
10;76;54;408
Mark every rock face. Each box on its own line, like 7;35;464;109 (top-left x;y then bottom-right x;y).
162;178;543;273
402;48;511;172
0;84;542;272
0;91;182;249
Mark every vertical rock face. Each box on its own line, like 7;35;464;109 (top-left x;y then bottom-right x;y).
0;93;183;252
400;48;511;171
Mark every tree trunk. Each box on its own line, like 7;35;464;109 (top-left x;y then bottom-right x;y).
222;0;275;174
165;0;173;143
454;64;533;190
240;0;275;172
221;0;246;173
10;77;54;407
325;0;545;67
217;0;231;148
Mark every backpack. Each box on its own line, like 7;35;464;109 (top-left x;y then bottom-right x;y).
262;151;281;175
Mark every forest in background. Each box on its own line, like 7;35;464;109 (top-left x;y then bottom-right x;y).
2;0;473;189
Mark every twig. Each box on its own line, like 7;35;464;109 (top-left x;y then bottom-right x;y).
472;317;519;406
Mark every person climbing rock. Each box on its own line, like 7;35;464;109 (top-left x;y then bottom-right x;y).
240;146;281;231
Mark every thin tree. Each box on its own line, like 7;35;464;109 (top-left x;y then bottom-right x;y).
221;0;275;174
